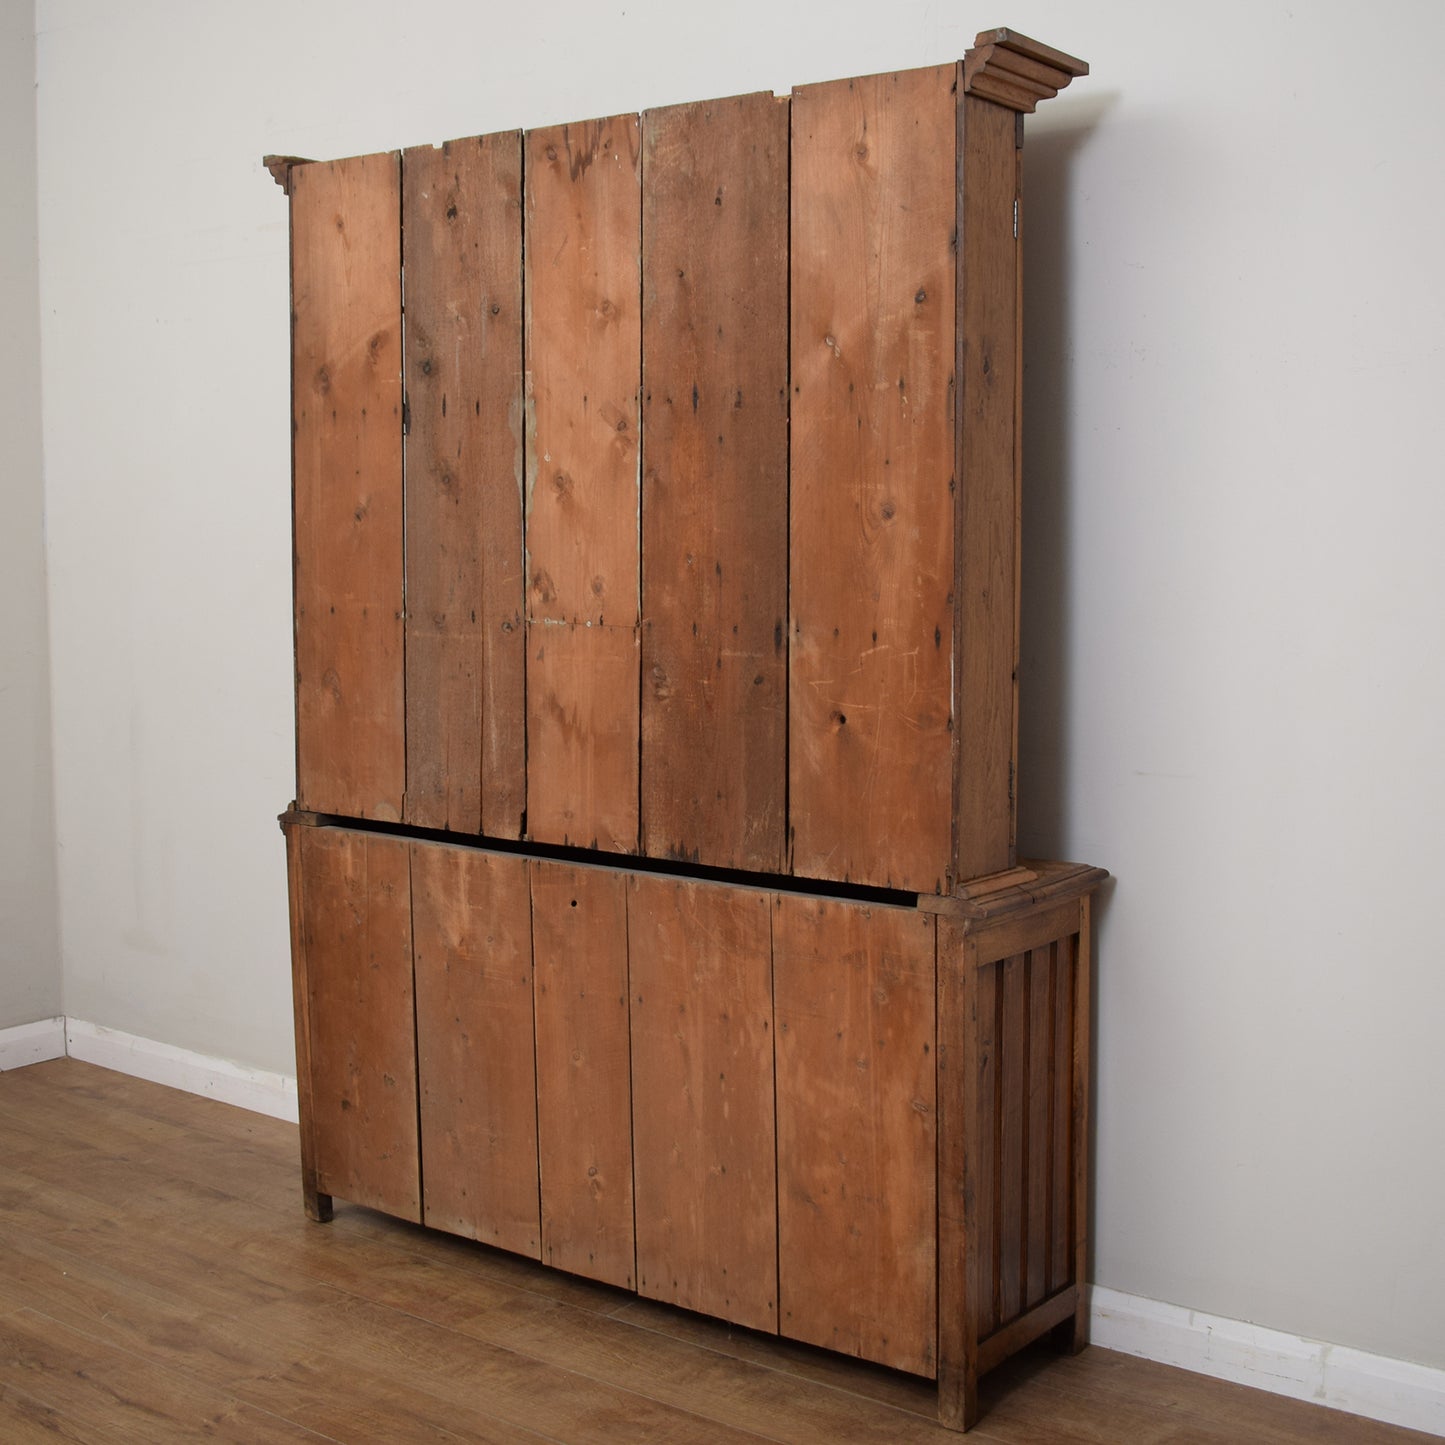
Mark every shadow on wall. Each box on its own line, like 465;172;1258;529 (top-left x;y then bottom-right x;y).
1017;92;1116;863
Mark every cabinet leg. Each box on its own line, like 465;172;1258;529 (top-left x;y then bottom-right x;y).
303;1184;334;1223
937;1364;980;1433
1050;1298;1088;1356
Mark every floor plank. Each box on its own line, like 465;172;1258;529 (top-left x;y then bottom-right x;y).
0;1059;1433;1444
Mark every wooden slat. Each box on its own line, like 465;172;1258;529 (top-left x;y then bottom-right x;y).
789;66;957;893
639;93;788;872
977;955;999;1338
1026;945;1053;1308
410;841;538;1255
298;827;419;1221
530;859;634;1289
1070;903;1093;1348
291;153;405;820
524;115;642;852
774;896;937;1377
628;874;776;1332
997;951;1026;1324
954;92;1021;880
1051;931;1074;1294
402;134;526;838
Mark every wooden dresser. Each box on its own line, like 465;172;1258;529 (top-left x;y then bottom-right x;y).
272;27;1101;1430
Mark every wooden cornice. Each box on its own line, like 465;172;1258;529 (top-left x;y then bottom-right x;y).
263;155;313;195
962;28;1088;113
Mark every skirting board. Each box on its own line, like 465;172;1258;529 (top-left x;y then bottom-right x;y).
1090;1286;1445;1437
0;1016;66;1070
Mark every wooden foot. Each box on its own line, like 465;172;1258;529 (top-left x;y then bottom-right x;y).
303;1186;334;1223
937;1364;980;1433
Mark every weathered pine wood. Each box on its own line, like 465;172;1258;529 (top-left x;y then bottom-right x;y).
296;826;419;1222
976;946;999;1338
524;116;642;853
774;896;938;1377
639;93;789;872
997;951;1026;1325
530;859;635;1289
402;134;526;838
1051;929;1074;1293
410;841;539;1256
954;92;1021;881
628;874;777;1332
291;153;405;821
1068;900;1093;1351
1026;944;1053;1308
789;65;957;893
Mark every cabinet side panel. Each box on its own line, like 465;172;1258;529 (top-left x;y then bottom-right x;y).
997;951;1026;1324
774;895;937;1376
525;116;642;851
412;842;539;1255
403;135;526;838
954;94;1019;879
531;859;634;1289
789;66;956;893
628;875;776;1332
292;154;405;820
640;93;788;872
299;827;419;1220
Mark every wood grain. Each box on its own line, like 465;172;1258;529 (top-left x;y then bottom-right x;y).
773;894;937;1377
525;116;642;852
291;153;405;820
410;840;538;1255
1026;944;1053;1309
789;66;957;893
530;858;634;1289
627;874;776;1332
997;951;1026;1324
1051;929;1074;1294
402;134;526;838
639;93;788;871
954;92;1021;880
296;826;419;1221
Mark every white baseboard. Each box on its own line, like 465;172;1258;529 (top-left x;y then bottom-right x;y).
1090;1285;1445;1437
63;1019;298;1124
0;1016;67;1069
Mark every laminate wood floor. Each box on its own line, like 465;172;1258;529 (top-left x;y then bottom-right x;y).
0;1058;1431;1443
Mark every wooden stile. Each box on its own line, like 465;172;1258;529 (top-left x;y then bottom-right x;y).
295;826;419;1222
789;66;958;893
1026;944;1053;1309
524;116;642;852
530;859;635;1289
402;134;526;838
628;874;777;1332
411;841;539;1256
291;152;405;821
774;895;938;1377
639;93;789;872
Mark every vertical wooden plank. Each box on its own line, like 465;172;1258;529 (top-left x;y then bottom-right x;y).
976;955;999;1338
774;895;937;1377
639;94;788;872
1026;945;1053;1308
628;875;776;1332
954;93;1020;880
1070;903;1093;1348
525;116;642;852
789;66;957;893
299;827;419;1222
530;859;634;1289
411;841;539;1256
292;153;405;820
1051;929;1074;1294
402;134;526;838
997;951;1026;1324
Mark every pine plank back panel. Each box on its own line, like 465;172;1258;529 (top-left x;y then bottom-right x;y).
639;93;789;872
789;66;958;893
291;152;405;821
774;895;938;1376
411;842;539;1256
524;117;642;852
627;874;777;1332
530;859;635;1289
401;134;526;839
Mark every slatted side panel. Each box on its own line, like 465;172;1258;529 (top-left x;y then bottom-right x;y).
530;859;634;1289
524;116;642;853
291;154;405;820
402;135;526;838
298;827;419;1221
975;948;999;1336
954;92;1021;880
639;93;789;872
774;896;937;1376
789;66;957;893
1052;932;1076;1293
628;875;776;1332
410;842;539;1256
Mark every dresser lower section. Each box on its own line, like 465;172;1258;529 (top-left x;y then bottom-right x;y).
282;810;1104;1431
